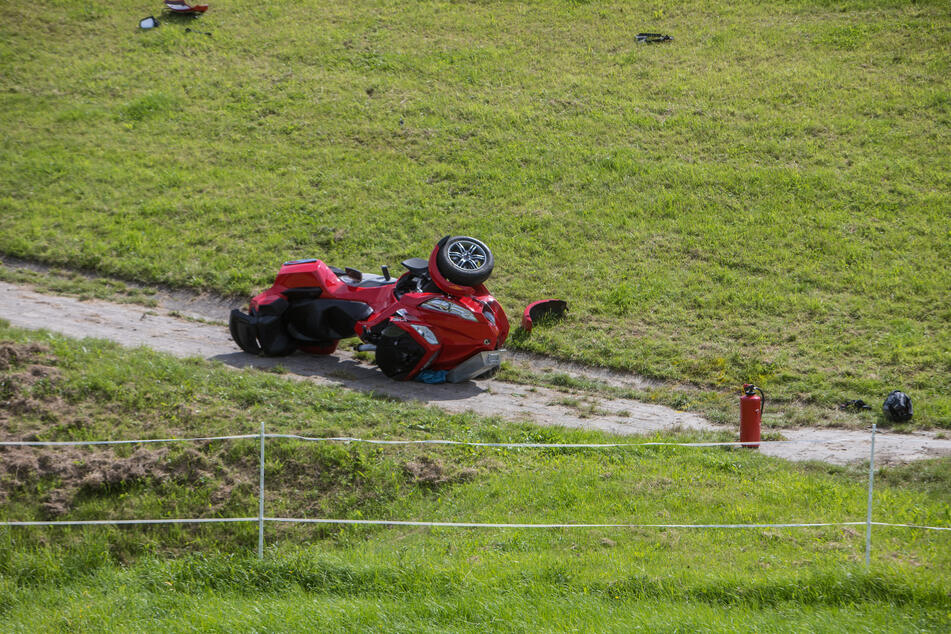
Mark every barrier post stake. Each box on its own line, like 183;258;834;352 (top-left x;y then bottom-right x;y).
258;421;265;559
865;423;876;568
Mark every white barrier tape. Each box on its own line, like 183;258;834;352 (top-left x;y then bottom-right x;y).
0;517;257;526
872;522;951;532
0;434;258;447
267;434;853;448
267;517;868;529
3;517;947;531
0;434;896;450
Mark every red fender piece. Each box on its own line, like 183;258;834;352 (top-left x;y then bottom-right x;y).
426;242;486;297
521;299;568;332
301;341;339;355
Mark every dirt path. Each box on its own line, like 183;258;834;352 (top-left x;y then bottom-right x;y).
3;279;949;464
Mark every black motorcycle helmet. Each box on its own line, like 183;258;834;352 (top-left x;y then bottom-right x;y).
882;390;912;423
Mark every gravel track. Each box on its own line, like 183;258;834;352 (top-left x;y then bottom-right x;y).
3;279;949;464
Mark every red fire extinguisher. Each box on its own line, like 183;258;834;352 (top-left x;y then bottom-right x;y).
740;383;765;448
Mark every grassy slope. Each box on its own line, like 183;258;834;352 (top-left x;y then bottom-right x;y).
0;1;950;428
1;323;949;630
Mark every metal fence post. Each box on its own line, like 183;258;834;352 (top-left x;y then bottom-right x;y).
865;423;876;568
258;421;265;559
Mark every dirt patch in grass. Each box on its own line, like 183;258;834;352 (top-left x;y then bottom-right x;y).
403;456;477;488
0;341;70;430
0;341;55;371
0;444;244;517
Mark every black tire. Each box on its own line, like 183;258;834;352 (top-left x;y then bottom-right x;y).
252;299;297;357
375;326;426;380
436;236;494;286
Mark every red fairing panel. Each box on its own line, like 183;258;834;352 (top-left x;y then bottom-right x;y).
250;260;396;315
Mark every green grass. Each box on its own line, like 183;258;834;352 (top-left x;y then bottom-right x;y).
0;262;161;306
1;324;950;629
2;547;950;632
0;1;949;427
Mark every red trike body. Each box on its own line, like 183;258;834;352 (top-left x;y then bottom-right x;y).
230;239;509;382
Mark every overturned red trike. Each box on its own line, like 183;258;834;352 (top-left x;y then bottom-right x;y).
230;236;510;382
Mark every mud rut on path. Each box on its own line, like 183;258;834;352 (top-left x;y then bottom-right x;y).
2;279;949;465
